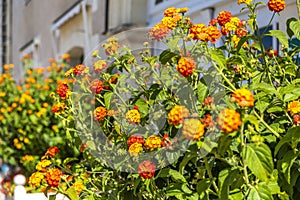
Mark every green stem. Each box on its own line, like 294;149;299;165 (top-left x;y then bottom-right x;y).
297;0;300;19
211;61;236;91
204;157;219;194
253;110;281;138
240;113;250;186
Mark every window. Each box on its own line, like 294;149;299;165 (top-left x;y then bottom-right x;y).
257;24;279;51
155;0;164;4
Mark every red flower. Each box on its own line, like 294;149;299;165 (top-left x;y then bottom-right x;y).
127;135;145;148
45;146;60;157
293;115;300;126
73;64;88;76
57;83;70;99
217;11;232;26
138;160;156;179
89;79;103;94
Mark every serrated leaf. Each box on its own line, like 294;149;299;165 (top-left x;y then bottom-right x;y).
275;127;300;155
244;143;274;182
266;30;288;48
210;48;226;69
247;182;273;200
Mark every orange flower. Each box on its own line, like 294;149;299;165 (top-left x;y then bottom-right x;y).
206;25;221;44
128;142;143;156
45;146;60;157
231;88;254;107
217;108;242;133
89;79;103;94
94;106;107;121
56;83;70;99
189;24;207;41
144;135;161;151
138;160;156;179
176;57;196;77
127;135;145;148
268;0;285;12
201;114;215;128
46;168;62;187
217;11;232;26
182;119;205;140
93;60;107;74
73;64;89;76
287;101;300;116
149;23;170;41
126;109;141;124
168;105;189;125
51;103;66;114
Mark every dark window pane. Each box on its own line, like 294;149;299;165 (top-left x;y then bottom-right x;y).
258;26;273;49
155;0;164;5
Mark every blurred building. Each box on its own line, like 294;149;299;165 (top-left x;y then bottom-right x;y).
6;0;147;78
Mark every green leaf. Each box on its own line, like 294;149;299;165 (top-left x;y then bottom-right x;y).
49;195;56;200
279;150;300;184
247;183;273;200
275;127;300;155
167;37;180;51
244;143;274;182
219;169;240;199
65;187;79;200
244;114;260;131
290;20;300;40
210;48;226;69
267;106;283;113
63;157;78;166
197;81;208;104
266;30;288;48
169;169;187;183
135;98;148;118
255;101;269;114
196;179;211;196
104;92;113;109
159;50;179;65
286;18;298;38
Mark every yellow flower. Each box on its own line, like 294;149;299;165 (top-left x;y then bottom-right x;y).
217;108;242;133
21;155;34;162
128;142;143;156
72;180;85;194
231;88;254;107
29;172;44;187
144;135;161;151
91;50;99;58
36;159;52;171
0;92;6;97
182;119;205;140
126;109;141;124
287;101;300;116
168;105;189;126
238;0;252;5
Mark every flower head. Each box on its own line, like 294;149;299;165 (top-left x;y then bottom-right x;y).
51;102;66;114
217;11;232;26
168;105;189;125
129;143;143;156
29;172;44;187
89;79;103;94
189;24;207;41
45;146;60;157
144;135;161;151
238;0;252;5
138;160;156;179
36;159;52;171
126;109;141;124
149;23;170;41
73;64;89;76
72;180;85;194
127;135;145;147
287;101;300;116
231;88;254;107
93;60;107;74
164;7;179;17
268;0;285;12
94;106;107;121
46;168;62;187
57;83;71;99
217;108;242;133
176;57;196;77
161;16;181;29
182;119;205;140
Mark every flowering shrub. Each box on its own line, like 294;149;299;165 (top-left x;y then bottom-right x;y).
0;57;77;177
26;0;300;199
